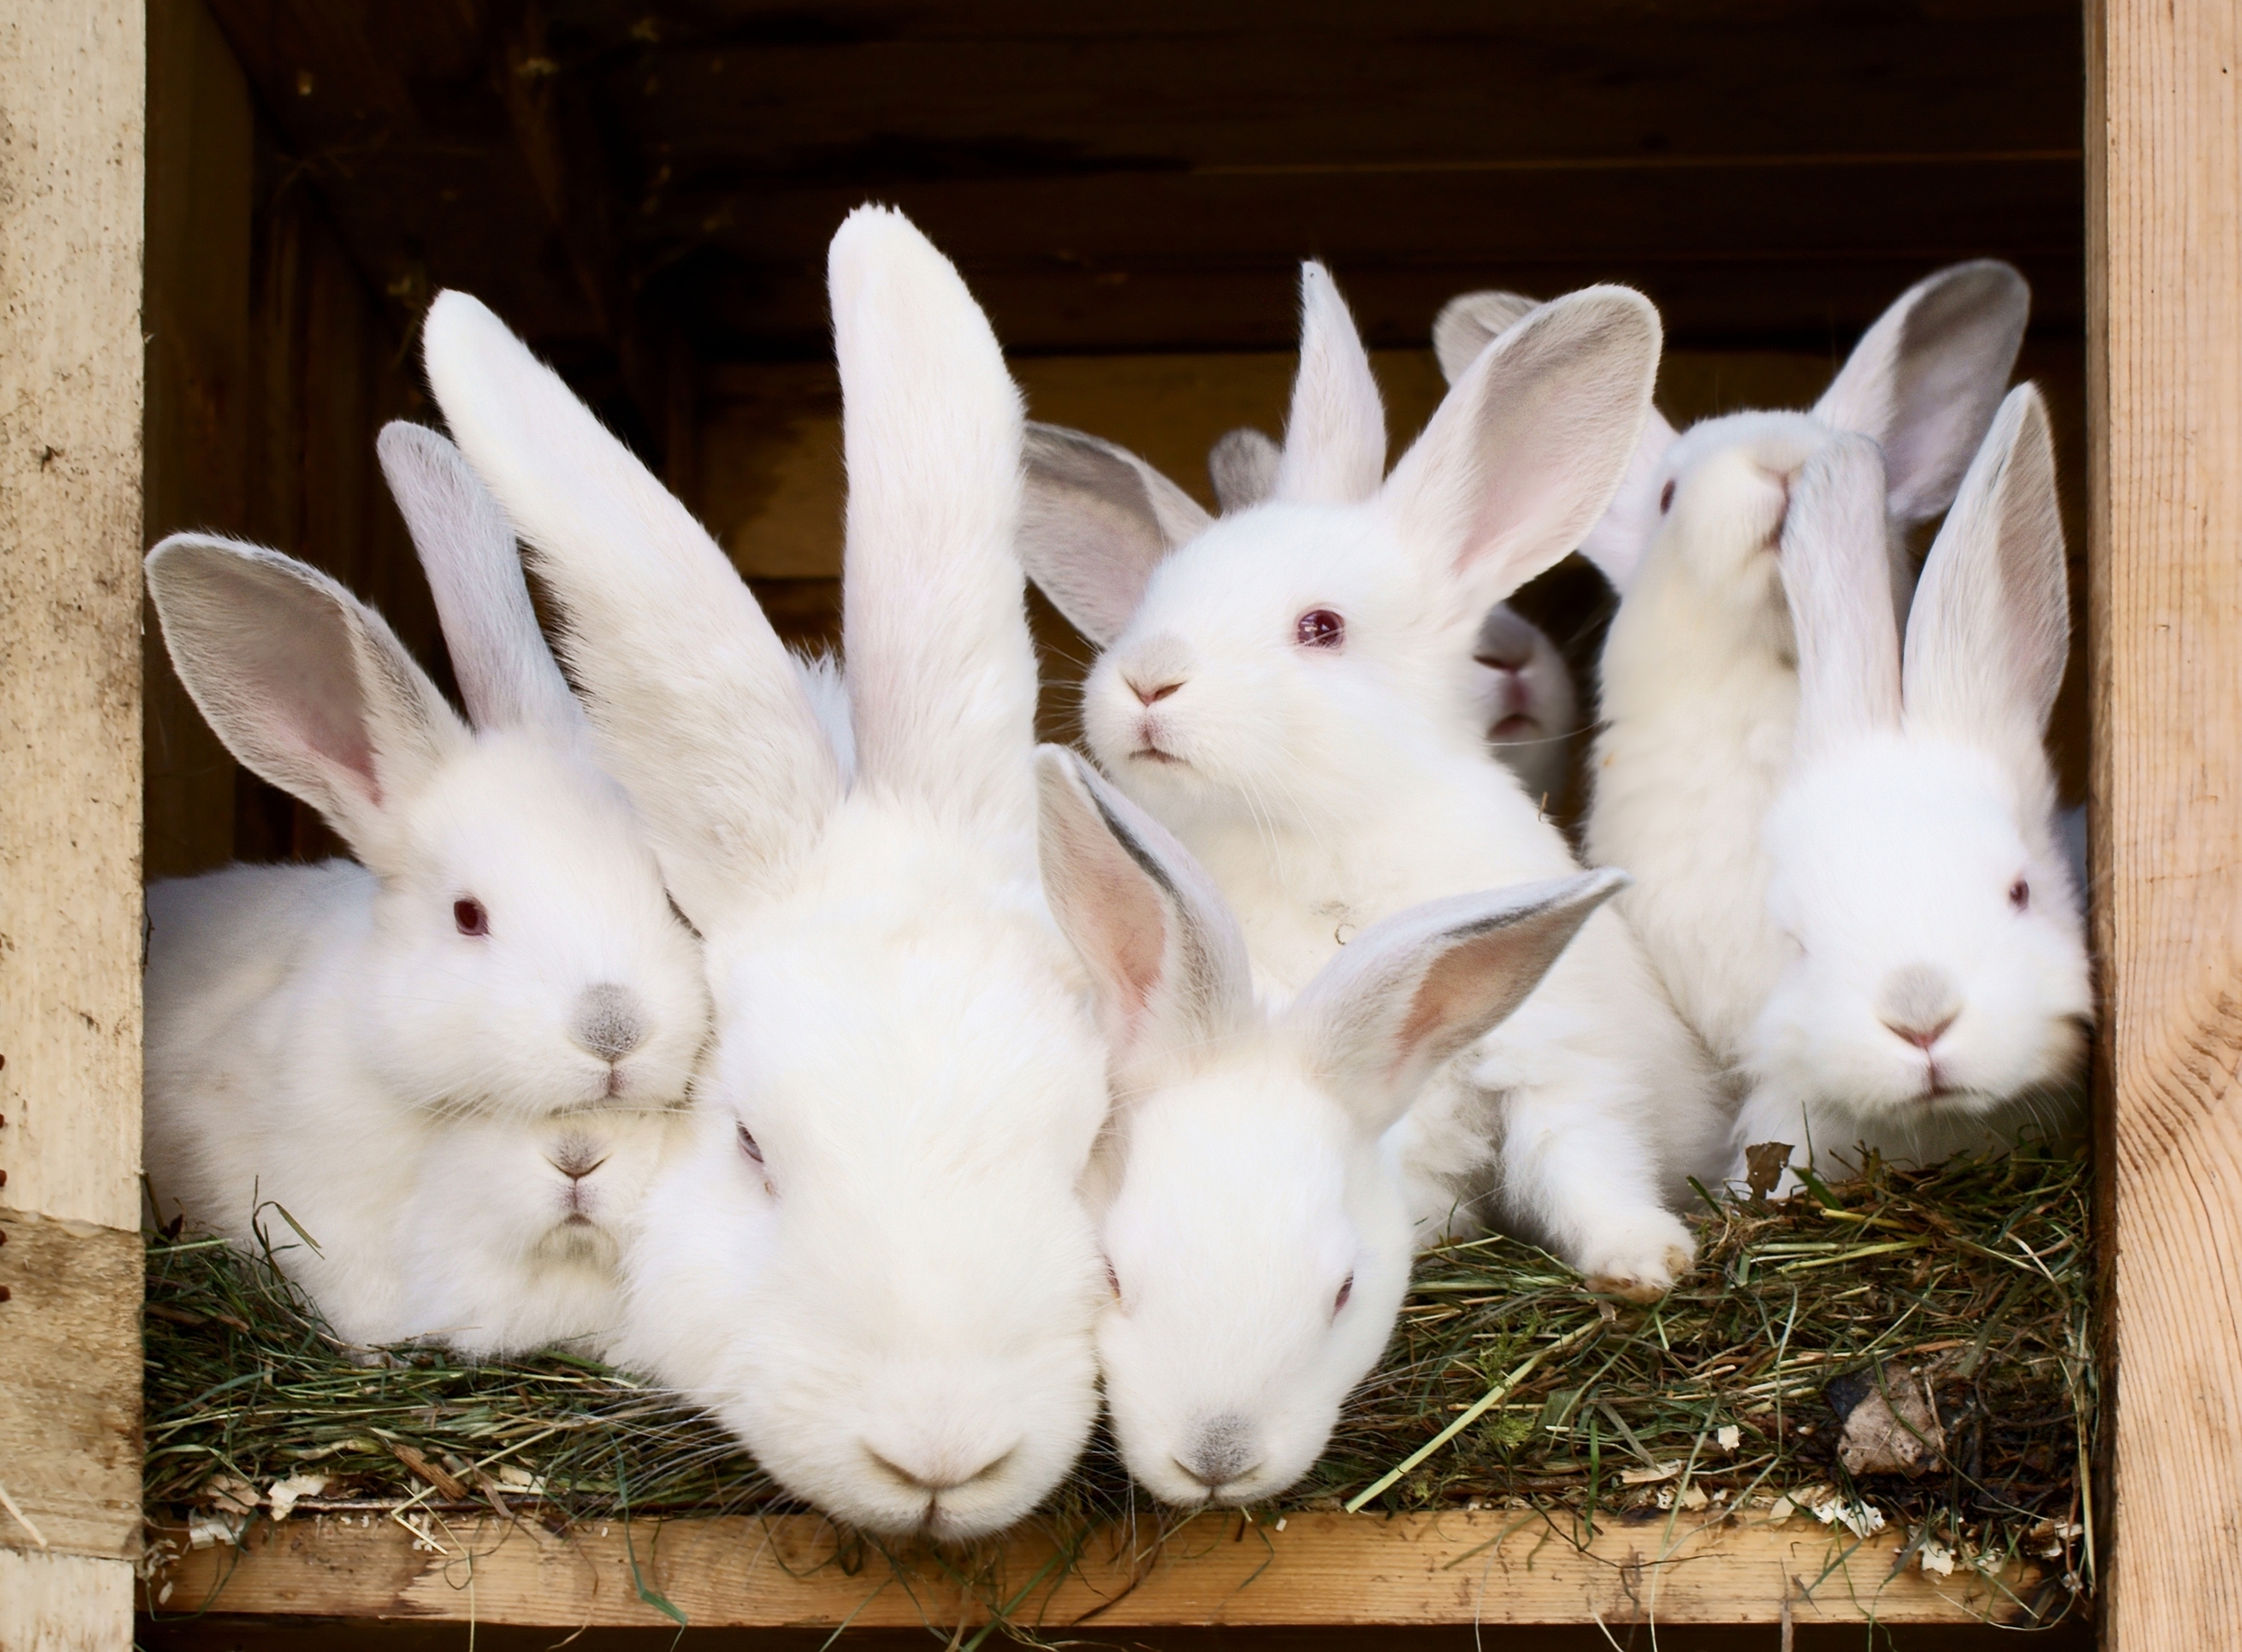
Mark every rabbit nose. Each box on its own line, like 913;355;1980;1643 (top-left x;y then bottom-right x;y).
1878;964;1961;1051
571;983;646;1062
1473;606;1540;673
1175;1415;1260;1490
1127;674;1183;706
864;1441;1015;1495
547;1134;609;1180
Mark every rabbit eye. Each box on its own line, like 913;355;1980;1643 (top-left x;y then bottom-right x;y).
737;1123;764;1164
1296;609;1345;649
452;898;488;937
2009;878;2031;912
1104;1259;1122;1299
1659;478;1677;514
1333;1272;1354;1315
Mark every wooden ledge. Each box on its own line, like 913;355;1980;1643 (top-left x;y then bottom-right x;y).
143;1509;2052;1630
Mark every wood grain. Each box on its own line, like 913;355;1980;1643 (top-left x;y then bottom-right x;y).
2087;0;2242;1646
143;1509;2047;1630
0;1209;143;1560
0;0;147;1234
0;1549;135;1652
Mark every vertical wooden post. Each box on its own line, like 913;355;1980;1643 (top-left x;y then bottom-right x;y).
0;3;148;1648
2089;2;2242;1646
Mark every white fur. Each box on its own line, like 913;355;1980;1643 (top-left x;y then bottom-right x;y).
143;510;706;1353
421;207;1113;1539
1207;423;1579;804
1037;748;1621;1505
1456;263;2036;1077
1019;265;1719;1298
1738;387;2090;1182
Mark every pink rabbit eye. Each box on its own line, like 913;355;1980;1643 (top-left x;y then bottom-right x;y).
1659;478;1677;514
1296;609;1345;649
2009;878;2031;911
1333;1272;1354;1314
453;898;488;937
737;1123;764;1164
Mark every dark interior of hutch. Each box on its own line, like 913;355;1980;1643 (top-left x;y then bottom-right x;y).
138;3;2091;1646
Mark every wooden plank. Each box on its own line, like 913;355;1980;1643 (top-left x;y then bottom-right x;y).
2087;1;2242;1647
0;1209;143;1559
0;1550;135;1652
0;0;147;1235
143;1510;2048;1630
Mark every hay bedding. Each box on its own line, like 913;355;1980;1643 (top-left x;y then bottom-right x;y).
143;1142;2093;1626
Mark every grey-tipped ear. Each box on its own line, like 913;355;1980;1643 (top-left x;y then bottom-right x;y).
146;534;465;869
377;421;587;741
1208;427;1282;514
1432;290;1542;385
1019;423;1213;645
1035;746;1252;1077
1902;384;2067;761
1782;435;1903;766
1812;259;2031;525
1288;870;1625;1137
1384;284;1663;626
1272;262;1387;505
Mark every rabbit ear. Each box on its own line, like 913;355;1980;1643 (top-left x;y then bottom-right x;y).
1902;384;2067;763
376;421;588;742
1384;285;1662;629
1782;434;1903;766
1019;422;1213;645
1432;290;1541;385
146;534;467;870
1207;426;1281;514
1272;262;1387;505
829;206;1042;838
1812;259;2030;526
1286;870;1625;1138
1035;746;1253;1078
420;289;838;927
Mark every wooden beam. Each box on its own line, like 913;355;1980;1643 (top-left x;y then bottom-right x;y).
0;2;148;1645
143;1510;2051;1630
2088;0;2242;1646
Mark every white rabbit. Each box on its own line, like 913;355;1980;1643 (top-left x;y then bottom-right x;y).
376;420;701;1359
1017;263;1723;1300
1206;424;1579;804
1038;746;1621;1505
1440;265;2031;1077
1737;388;2090;1184
420;207;1115;1538
142;517;707;1350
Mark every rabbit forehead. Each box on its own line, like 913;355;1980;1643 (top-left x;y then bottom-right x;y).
1123;501;1413;640
1665;407;1830;473
1766;738;2050;939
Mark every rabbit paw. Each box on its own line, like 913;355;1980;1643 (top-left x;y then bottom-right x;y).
1577;1212;1696;1304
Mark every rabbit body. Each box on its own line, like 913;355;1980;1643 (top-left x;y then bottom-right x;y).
1021;268;1729;1299
424;207;1116;1540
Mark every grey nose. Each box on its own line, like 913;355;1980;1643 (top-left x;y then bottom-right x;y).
1878;964;1961;1051
571;983;646;1063
1176;1415;1260;1489
546;1132;608;1181
1473;605;1540;673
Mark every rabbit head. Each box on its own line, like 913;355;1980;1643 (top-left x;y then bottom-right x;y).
1019;263;1659;834
1036;746;1620;1505
422;207;1112;1540
1436;263;2031;619
1204;422;1578;801
145;523;705;1128
1747;389;2090;1152
400;1104;685;1360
